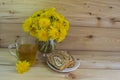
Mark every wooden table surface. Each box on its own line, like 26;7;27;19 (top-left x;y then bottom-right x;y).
0;48;120;80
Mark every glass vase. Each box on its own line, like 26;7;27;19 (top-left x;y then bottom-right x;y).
37;39;56;62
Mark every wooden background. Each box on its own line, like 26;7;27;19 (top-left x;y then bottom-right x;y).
1;0;120;69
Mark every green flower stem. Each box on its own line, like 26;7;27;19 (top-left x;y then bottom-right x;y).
50;40;55;52
38;39;55;53
44;41;49;53
40;41;47;51
40;41;49;53
51;43;54;52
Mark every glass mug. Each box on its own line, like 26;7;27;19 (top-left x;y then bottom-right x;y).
8;36;37;66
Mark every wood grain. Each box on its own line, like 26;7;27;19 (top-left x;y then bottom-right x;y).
1;65;120;80
1;48;120;70
1;66;120;80
0;0;120;27
69;50;120;70
1;0;120;79
1;23;120;51
57;27;120;51
0;0;120;51
0;24;25;47
0;48;120;80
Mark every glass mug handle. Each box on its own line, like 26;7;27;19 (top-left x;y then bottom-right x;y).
8;43;18;59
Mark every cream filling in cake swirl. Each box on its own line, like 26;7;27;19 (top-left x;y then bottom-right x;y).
69;56;72;61
54;56;64;67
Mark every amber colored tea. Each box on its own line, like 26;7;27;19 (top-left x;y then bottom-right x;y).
18;44;37;65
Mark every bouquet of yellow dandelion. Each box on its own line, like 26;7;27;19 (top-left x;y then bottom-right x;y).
22;8;69;53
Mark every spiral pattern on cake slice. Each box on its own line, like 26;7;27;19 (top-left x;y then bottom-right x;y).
67;54;75;68
47;52;69;70
59;51;75;68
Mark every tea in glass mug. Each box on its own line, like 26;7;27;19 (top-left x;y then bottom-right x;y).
8;36;37;66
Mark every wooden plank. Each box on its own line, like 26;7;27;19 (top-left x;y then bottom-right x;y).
0;64;120;80
70;69;120;80
0;48;16;65
0;0;120;28
0;65;68;80
1;48;120;70
69;50;120;70
57;27;120;51
0;24;25;47
1;24;120;51
0;48;120;80
1;48;120;79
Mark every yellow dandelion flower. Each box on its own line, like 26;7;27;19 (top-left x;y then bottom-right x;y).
44;8;56;17
30;27;38;37
22;17;32;32
57;29;67;42
56;13;64;22
49;27;59;40
37;29;49;41
39;18;50;28
16;60;30;74
64;20;70;31
31;10;43;17
32;18;39;26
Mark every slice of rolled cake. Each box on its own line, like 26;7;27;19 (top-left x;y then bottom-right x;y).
67;54;75;68
59;51;75;68
47;51;69;70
